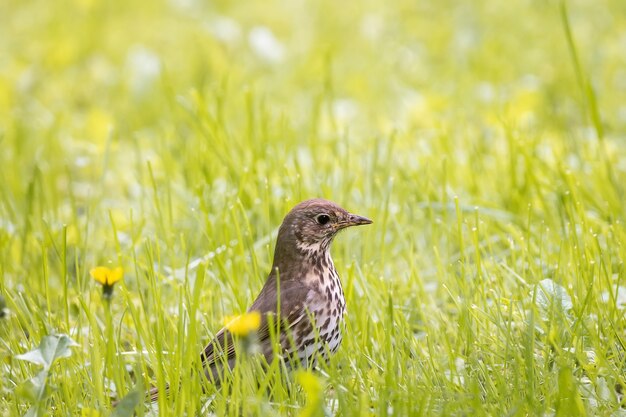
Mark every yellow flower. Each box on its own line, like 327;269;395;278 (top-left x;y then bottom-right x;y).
90;266;123;285
223;311;261;337
296;370;324;417
90;266;123;299
81;408;102;417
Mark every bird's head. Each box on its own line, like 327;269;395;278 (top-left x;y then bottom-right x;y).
274;199;372;263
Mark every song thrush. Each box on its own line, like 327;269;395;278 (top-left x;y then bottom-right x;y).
149;198;371;401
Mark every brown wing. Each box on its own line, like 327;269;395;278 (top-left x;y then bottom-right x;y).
149;281;320;401
200;279;316;382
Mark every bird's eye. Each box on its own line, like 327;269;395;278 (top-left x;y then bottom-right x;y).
315;214;331;225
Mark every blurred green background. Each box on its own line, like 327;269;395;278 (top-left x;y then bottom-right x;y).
1;0;626;415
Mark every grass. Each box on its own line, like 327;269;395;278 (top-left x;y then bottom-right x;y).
1;0;626;415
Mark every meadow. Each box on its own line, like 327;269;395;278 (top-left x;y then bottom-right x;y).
1;0;626;415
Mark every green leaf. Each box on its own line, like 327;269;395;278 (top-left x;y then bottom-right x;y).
534;279;573;320
15;348;47;368
24;405;41;417
15;334;79;370
16;370;48;403
110;390;141;417
555;366;587;417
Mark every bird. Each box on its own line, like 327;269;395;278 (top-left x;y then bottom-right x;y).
148;198;372;402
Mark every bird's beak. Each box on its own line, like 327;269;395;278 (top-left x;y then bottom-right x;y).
339;213;373;229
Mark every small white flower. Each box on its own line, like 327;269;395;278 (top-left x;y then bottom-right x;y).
125;46;161;95
249;26;285;63
210;16;242;44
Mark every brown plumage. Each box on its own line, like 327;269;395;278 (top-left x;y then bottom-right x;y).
149;199;372;402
